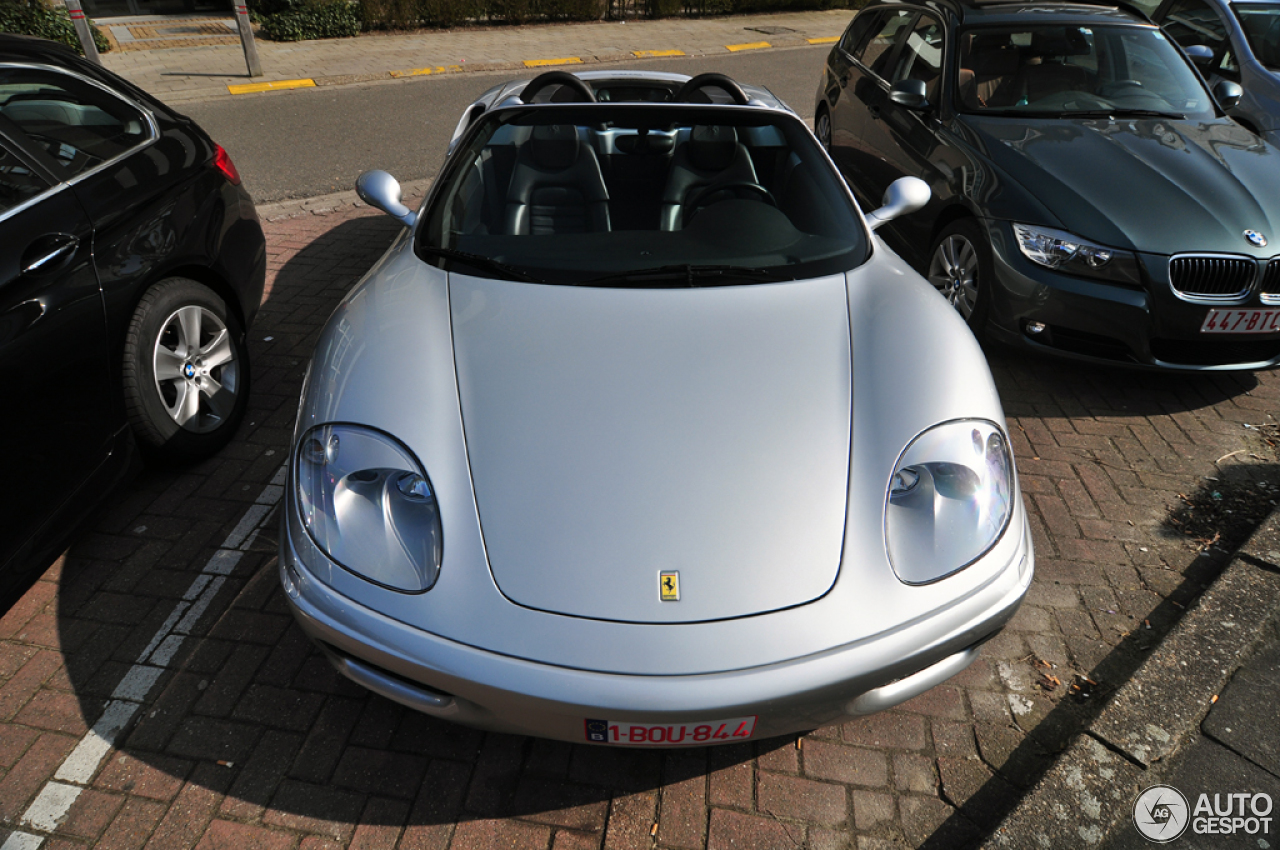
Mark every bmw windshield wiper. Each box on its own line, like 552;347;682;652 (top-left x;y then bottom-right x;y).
580;264;790;287
1068;109;1186;120
420;246;545;283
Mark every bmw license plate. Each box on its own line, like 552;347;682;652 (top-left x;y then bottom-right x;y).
1200;309;1280;334
584;716;757;745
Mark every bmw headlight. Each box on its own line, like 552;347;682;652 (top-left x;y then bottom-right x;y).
1013;223;1142;287
295;424;442;592
886;420;1014;584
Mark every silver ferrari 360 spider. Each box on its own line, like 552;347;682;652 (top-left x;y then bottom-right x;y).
279;70;1034;746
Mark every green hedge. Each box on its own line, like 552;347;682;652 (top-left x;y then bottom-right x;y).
0;0;111;54
257;0;362;39
260;0;853;38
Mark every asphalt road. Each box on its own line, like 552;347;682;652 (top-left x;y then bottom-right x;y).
183;45;830;204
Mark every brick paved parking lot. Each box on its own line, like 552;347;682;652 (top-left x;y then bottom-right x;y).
2;200;1278;850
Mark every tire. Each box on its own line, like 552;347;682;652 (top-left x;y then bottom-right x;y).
815;106;832;152
123;278;250;464
927;219;992;337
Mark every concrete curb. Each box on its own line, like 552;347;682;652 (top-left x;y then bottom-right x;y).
254;177;435;221
983;509;1280;848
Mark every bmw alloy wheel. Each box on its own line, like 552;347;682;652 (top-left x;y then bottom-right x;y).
152;304;240;433
928;233;980;320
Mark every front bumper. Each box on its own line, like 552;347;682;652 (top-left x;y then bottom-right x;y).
980;220;1280;371
279;513;1034;745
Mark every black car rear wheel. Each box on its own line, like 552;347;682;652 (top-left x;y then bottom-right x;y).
123;278;250;463
927;219;991;336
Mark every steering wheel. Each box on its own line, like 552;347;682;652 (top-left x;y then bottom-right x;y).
1099;79;1145;97
682;180;777;225
520;70;596;103
673;73;751;105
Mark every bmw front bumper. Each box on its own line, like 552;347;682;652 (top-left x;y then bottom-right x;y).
979;219;1280;371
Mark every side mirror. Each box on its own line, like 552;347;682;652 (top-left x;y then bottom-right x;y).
1182;44;1214;65
1213;79;1244;111
865;177;931;231
356;170;417;228
889;79;930;111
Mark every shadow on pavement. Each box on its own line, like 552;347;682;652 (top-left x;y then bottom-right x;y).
921;343;1279;847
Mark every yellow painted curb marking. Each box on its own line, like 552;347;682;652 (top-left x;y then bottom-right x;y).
524;57;583;67
726;41;770;52
807;36;839;44
633;49;685;57
227;78;315;95
390;65;463;77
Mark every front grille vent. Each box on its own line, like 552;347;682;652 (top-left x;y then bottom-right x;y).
1169;255;1255;298
1262;259;1280;298
1150;338;1280;367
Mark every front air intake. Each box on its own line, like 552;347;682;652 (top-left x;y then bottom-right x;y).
1168;255;1255;299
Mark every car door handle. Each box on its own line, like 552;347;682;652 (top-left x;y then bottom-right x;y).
22;234;79;275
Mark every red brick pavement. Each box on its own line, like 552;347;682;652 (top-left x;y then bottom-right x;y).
1;199;1277;850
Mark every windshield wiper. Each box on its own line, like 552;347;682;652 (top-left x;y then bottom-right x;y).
579;264;790;288
419;246;545;283
1069;109;1186;120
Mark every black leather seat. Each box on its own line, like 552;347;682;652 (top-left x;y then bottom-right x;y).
504;124;610;236
658;125;758;231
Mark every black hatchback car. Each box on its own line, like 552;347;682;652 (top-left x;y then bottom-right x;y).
815;0;1280;369
1;35;265;603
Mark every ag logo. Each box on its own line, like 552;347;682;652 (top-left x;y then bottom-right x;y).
1134;785;1190;843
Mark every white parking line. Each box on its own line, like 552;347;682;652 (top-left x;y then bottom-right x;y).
0;464;288;850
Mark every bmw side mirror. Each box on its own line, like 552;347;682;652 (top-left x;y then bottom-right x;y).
889;79;930;111
356;170;417;228
1213;79;1244;111
1182;44;1214;65
866;177;931;231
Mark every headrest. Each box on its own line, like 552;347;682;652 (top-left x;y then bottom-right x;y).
529;124;580;170
1030;27;1091;57
964;31;1022;76
687;125;739;171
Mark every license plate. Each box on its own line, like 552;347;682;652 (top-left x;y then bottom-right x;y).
1200;308;1280;334
584;716;757;746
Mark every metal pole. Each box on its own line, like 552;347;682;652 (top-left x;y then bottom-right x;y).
63;0;101;65
233;0;264;77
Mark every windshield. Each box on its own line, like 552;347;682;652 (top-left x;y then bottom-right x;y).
956;24;1216;117
1233;4;1280;70
418;105;869;285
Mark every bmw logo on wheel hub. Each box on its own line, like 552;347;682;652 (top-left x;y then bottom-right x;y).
183;363;196;379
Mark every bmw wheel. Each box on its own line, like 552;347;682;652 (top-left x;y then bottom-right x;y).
815;107;832;152
927;219;991;335
123;278;250;463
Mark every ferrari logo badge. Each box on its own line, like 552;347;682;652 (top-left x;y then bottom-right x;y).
659;571;680;601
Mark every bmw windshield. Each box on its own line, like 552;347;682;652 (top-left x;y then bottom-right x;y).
1233;4;1280;70
956;24;1217;118
418;105;870;285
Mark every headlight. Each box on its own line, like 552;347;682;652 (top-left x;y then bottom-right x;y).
295;424;442;592
885;420;1014;584
1013;223;1142;287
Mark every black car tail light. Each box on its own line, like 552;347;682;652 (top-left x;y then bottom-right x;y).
213;144;242;186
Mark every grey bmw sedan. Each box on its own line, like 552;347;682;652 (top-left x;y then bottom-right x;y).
279;72;1034;745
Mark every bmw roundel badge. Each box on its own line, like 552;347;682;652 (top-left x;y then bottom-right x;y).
1244;230;1268;248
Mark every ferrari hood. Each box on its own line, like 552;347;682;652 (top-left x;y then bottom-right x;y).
449;274;852;624
965;116;1280;255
